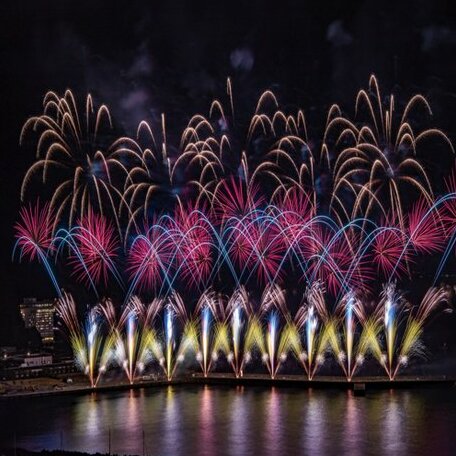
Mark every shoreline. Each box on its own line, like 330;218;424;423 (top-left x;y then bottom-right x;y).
1;373;455;400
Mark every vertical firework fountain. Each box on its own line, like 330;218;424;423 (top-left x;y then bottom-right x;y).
231;306;243;377
266;313;279;379
200;306;211;377
383;284;398;379
164;305;174;381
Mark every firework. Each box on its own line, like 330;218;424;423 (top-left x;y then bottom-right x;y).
20;91;126;231
171;202;214;288
69;210;120;287
13;201;60;295
56;293;114;387
127;220;172;293
265;312;279;378
110;297;164;383
230;305;243;377
327;75;453;227
371;220;409;279
18;76;456;384
111;120;172;231
393;287;450;378
54;282;450;385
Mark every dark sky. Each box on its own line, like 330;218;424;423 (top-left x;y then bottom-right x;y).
1;0;456;338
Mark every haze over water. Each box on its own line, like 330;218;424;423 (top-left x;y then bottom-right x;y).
1;385;456;456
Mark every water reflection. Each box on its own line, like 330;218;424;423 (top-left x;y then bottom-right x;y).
74;394;106;451
381;391;406;455
1;386;455;456
162;386;182;455
229;386;251;456
198;386;216;456
303;388;328;454
343;392;364;456
264;387;281;456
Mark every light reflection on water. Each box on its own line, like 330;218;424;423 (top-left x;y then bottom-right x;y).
1;385;456;456
264;387;281;456
343;392;363;456
304;388;326;454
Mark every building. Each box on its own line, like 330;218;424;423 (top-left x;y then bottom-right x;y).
19;298;56;345
0;355;77;380
20;353;53;367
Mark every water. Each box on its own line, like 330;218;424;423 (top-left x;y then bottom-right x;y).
1;385;456;456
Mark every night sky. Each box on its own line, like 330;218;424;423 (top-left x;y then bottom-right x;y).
1;0;456;341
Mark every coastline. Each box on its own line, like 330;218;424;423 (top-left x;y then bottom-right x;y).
1;373;455;400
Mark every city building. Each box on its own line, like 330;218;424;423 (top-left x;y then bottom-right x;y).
0;354;77;380
20;353;53;367
19;298;56;345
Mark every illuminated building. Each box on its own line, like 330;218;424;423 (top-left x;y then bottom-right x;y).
19;298;56;345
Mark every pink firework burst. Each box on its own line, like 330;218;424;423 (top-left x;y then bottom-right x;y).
172;203;213;287
227;218;255;270
70;210;119;286
214;176;264;222
296;219;323;261
371;218;409;279
14;201;54;262
249;220;285;285
127;221;171;292
407;198;445;254
306;227;358;295
276;187;315;250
